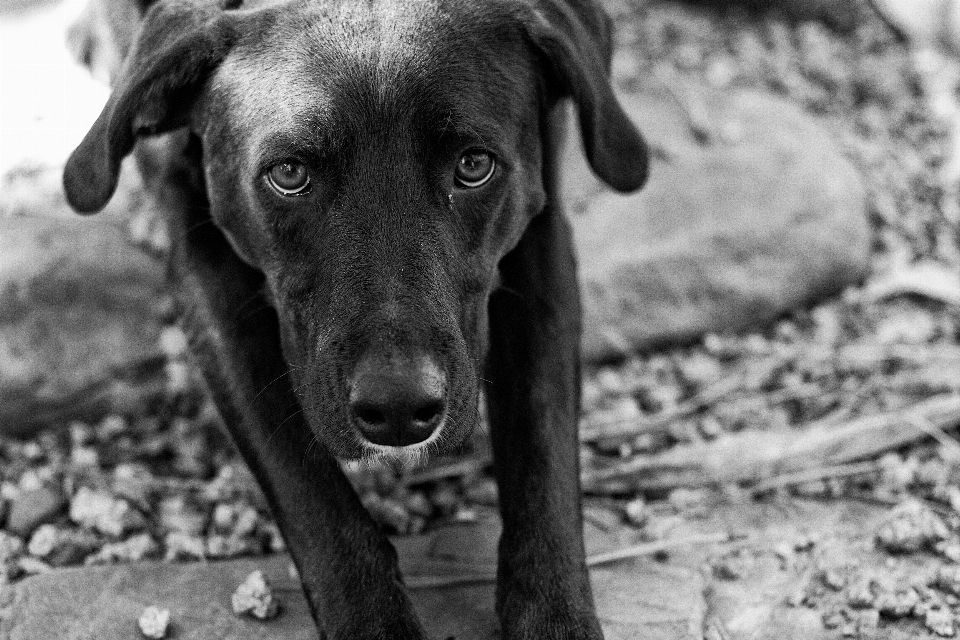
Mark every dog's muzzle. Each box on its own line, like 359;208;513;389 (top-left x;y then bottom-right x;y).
348;351;447;447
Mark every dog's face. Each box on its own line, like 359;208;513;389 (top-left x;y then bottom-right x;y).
63;0;647;465
200;0;548;464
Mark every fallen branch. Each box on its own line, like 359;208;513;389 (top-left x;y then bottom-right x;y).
749;460;881;495
581;343;960;447
582;393;960;494
405;531;742;589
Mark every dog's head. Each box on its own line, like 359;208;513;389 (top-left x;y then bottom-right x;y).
64;0;647;466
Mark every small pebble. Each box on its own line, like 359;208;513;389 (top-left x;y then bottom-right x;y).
0;532;24;563
17;556;52;575
925;607;956;637
428;482;460;515
938;540;960;563
207;534;259;559
111;464;156;508
934;566;960;597
261;522;286;553
70;487;146;537
232;570;280;620
711;557;744;581
821;606;847;629
452;507;478;523
138;606;171;639
86;533;158;565
6;484;67;538
846;577;876;609
163;532;206;561
403;491;434;518
158;496;208;536
233;506;260;538
97;414;128;439
876;588;919;619
27;524;100;566
623;498;646;527
822;568;847;591
70;446;99;467
875;499;950;553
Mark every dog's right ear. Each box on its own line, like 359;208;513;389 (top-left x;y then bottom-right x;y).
64;1;238;213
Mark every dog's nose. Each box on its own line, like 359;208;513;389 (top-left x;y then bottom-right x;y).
349;354;447;447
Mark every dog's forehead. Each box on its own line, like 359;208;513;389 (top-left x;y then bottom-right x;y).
209;0;533;153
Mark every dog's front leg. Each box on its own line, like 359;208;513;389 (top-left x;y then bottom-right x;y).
486;209;602;639
170;208;428;640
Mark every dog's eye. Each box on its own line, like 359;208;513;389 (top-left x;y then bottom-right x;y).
266;162;311;196
454;150;496;188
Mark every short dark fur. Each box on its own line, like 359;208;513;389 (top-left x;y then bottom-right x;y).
64;0;648;636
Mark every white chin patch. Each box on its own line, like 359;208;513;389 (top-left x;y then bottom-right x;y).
344;429;445;472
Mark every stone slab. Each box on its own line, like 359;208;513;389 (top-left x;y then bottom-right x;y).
0;517;706;640
0;206;168;435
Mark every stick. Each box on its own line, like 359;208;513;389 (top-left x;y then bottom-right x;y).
582;394;960;494
749;460;880;495
405;531;742;589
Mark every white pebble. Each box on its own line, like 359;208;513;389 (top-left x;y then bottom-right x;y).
232;570;280;620
138;606;171;639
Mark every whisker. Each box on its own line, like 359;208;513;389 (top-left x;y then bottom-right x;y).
251;367;298;405
267;407;306;444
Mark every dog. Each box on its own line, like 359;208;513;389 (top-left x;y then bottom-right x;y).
63;0;648;636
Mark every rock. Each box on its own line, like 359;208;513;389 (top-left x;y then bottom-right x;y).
231;569;280;620
137;605;171;640
156;496;208;537
6;484;67;538
566;80;869;361
875;499;951;553
85;533;159;566
69;487;146;537
0;519;707;640
0;167;169;435
26;524;100;567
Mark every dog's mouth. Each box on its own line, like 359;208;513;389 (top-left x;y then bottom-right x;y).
339;388;477;471
354;425;449;471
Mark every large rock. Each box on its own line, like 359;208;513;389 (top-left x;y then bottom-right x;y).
678;0;874;32
0;166;168;435
0;515;706;640
569;80;869;361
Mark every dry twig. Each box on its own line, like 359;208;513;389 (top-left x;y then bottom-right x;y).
583;394;960;494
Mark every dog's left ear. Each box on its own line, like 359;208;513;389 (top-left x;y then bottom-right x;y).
64;1;239;213
521;0;648;192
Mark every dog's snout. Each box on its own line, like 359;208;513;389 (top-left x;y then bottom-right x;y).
349;353;447;447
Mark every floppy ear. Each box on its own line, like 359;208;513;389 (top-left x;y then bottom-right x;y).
521;0;648;192
63;1;238;213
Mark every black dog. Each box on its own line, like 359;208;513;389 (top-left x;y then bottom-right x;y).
63;0;648;636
